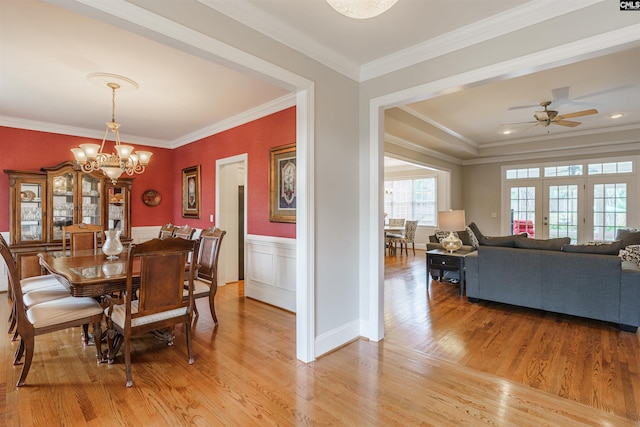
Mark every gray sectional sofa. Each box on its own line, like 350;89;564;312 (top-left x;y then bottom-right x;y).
465;243;640;332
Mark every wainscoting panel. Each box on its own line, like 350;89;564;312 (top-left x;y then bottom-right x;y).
245;234;296;312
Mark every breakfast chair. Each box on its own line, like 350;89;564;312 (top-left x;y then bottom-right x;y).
388;220;419;256
104;237;198;387
1;237;103;387
184;227;226;324
62;223;103;253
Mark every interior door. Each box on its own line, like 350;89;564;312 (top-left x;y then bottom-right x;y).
542;179;584;243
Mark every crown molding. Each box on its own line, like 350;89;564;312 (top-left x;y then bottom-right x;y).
0;94;297;150
169;93;296;148
397;105;478;148
463;141;640;166
384;134;463;165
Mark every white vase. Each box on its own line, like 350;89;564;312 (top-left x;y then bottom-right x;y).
102;229;124;260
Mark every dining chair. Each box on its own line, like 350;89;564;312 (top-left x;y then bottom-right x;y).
172;225;196;240
388;220;419;256
104;237;198;387
158;223;176;239
0;237;104;387
1;233;68;337
387;218;405;227
62;223;103;253
184;227;226;324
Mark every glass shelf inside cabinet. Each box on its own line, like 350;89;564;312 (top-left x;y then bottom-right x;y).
20;182;44;241
82;174;101;226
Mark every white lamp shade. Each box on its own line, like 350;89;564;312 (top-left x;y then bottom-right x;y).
101;165;123;183
79;143;101;160
115;144;134;161
136;151;153;166
70;148;87;163
438;210;466;231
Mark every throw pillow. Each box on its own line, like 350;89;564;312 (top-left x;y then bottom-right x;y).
467;222;485;241
465;226;480;249
561;240;624;255
435;230;457;243
619;245;640;267
615;228;640;248
514;237;570;251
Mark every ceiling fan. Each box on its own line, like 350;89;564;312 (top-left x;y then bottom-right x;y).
506;101;598;131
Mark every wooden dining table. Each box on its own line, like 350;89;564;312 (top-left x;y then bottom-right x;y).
38;249;140;298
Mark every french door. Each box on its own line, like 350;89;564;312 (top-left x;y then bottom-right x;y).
542;179;584;243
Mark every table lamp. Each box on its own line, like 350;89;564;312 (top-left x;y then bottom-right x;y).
438;210;466;253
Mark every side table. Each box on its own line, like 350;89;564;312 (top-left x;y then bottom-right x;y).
426;248;472;296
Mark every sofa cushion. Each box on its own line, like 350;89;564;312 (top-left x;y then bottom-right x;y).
514;237;570;251
479;235;524;247
615;228;640;248
561;240;624;255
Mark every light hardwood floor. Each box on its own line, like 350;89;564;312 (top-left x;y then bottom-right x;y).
2;250;639;426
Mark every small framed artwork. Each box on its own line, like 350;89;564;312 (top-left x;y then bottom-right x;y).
269;143;296;223
182;165;201;218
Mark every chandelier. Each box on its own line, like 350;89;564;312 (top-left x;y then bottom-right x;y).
71;77;152;184
326;0;398;19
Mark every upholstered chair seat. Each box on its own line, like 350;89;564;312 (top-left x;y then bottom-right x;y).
26;296;103;329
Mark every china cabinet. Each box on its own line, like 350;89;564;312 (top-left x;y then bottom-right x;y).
5;162;133;279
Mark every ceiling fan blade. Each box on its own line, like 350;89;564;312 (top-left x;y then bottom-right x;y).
556;108;598;119
500;120;538;126
521;123;541;133
554;120;581;127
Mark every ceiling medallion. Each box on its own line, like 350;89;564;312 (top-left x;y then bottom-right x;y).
326;0;398;19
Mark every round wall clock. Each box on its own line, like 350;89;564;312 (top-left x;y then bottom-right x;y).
142;189;161;207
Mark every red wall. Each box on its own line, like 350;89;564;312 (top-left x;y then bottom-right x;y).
0;106;295;238
173;107;296;238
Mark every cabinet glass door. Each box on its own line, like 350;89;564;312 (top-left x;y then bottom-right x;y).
51;172;75;240
81;174;102;226
18;181;45;242
107;185;127;238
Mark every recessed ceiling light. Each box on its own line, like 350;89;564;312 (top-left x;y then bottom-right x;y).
609;113;624;119
501;129;513;135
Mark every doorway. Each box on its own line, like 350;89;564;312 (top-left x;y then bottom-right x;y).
216;155;247;287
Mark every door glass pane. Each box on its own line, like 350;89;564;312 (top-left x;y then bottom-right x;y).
592;182;626;241
20;182;44;241
81;175;101;226
548;184;578;243
510;186;535;237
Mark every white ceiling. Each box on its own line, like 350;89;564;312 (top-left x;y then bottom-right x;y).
1;0;639;161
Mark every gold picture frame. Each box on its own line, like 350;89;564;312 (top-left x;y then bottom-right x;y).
269;143;296;223
182;165;201;218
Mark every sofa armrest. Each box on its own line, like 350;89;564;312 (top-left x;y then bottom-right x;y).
620;261;640;328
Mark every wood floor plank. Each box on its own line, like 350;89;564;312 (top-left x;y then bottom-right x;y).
3;249;639;425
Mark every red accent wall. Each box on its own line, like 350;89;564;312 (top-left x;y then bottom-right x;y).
0;106;295;238
173;107;296;238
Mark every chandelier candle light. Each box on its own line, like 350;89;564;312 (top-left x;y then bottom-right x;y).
438;210;466;253
71;74;152;184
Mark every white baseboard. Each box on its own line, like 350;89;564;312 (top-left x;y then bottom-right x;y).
315;319;361;358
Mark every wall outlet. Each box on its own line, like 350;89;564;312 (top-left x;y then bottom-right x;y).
209;214;214;222
491;212;497;218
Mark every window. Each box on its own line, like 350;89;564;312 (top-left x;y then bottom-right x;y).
593;182;627;241
384;178;436;226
